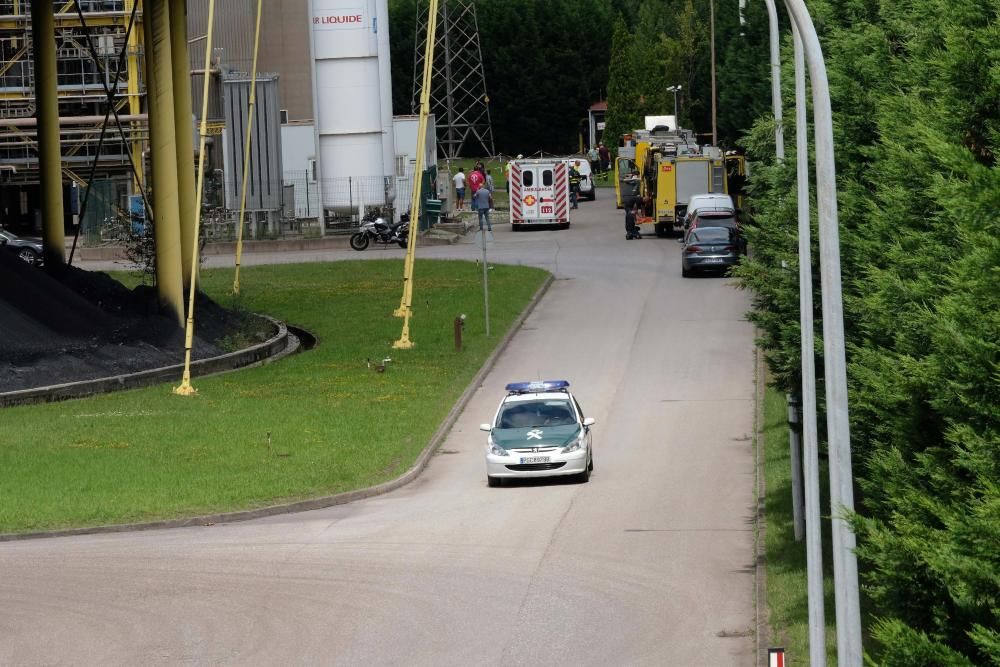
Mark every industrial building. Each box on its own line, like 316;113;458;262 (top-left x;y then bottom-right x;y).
0;0;432;254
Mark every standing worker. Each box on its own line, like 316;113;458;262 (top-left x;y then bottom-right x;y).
598;142;610;174
453;168;466;211
472;184;492;232
568;161;582;210
587;145;600;175
506;154;522;192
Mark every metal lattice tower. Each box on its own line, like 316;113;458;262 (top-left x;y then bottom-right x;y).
411;0;495;158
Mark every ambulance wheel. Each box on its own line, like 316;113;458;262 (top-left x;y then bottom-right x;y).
561;222;570;230
654;223;669;238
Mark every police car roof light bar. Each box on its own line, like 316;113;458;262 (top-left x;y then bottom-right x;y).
505;380;570;394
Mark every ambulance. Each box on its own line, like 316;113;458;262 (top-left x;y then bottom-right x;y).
508;159;572;230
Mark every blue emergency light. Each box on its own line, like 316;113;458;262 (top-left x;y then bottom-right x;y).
505;380;570;394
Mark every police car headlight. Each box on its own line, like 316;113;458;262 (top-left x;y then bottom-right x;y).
562;434;584;453
489;441;508;457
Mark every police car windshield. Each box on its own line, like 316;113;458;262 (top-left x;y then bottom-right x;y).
497;399;576;429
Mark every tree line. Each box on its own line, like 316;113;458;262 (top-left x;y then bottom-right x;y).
732;0;999;663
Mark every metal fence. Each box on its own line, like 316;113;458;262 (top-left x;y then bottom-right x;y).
81;166;438;245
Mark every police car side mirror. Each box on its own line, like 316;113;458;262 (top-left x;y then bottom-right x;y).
480;424;493;432
583;417;596;427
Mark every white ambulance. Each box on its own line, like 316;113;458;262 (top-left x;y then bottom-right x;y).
508;159;572;229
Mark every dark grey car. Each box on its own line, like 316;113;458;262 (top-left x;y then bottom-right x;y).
681;226;740;277
0;228;44;266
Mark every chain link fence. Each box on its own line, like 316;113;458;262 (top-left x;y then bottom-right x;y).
82;166;439;245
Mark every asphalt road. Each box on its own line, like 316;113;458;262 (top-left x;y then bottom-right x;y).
1;194;757;665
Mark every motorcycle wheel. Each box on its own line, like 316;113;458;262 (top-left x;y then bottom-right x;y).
349;233;370;251
396;225;409;249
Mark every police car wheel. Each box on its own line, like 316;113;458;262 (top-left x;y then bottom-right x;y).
487;476;501;488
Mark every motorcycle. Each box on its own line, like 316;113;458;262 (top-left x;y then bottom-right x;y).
349;211;410;251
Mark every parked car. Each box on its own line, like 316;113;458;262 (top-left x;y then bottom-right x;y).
681;225;741;277
684;193;735;228
686;208;747;255
0;228;44;266
481;380;595;487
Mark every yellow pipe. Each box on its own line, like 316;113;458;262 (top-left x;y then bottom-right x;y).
143;0;185;325
125;0;143;191
393;0;440;348
169;0;197;290
232;0;264;295
174;0;219;396
30;0;66;269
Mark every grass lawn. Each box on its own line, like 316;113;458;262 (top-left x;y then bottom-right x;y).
0;260;548;534
762;385;838;664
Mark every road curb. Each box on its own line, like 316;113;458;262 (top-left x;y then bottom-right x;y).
0;273;555;542
753;341;770;666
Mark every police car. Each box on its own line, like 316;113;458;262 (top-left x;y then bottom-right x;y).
480;380;595;487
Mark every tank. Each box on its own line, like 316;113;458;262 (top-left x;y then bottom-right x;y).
308;0;396;213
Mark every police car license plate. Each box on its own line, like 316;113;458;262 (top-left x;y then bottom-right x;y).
521;456;550;464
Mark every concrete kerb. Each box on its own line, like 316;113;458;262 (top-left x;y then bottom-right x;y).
0;273;555;542
753;340;771;666
0;315;292;408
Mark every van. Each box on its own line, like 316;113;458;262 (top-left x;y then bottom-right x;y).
684;193;735;228
508;159;572;229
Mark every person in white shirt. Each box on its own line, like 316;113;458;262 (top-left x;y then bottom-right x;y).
453;168;466;210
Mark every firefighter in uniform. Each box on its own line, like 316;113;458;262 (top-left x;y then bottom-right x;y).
569;161;582;209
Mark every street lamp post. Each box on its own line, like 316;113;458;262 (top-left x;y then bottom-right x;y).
709;0;717;144
792;17;826;667
782;1;863;664
763;0;785;160
667;85;681;123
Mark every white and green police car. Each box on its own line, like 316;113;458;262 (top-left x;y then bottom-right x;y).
480;381;595;487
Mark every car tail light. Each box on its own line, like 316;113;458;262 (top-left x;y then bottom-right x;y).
724;245;735;253
685;245;702;253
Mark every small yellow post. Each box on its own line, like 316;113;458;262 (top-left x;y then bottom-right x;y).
393;0;440;348
232;0;264;295
174;0;218;396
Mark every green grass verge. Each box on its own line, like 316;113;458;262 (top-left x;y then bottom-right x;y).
762;385;837;664
0;260;548;534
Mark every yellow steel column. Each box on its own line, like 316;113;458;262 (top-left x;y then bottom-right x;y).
232;0;264;295
169;0;197;289
126;0;144;190
30;0;66;269
143;0;185;325
392;0;439;349
174;0;219;396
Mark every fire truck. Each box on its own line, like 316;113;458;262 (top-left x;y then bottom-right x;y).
508;158;572;230
615;117;746;236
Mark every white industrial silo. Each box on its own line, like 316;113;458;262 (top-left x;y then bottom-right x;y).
376;0;396;209
308;0;396;214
